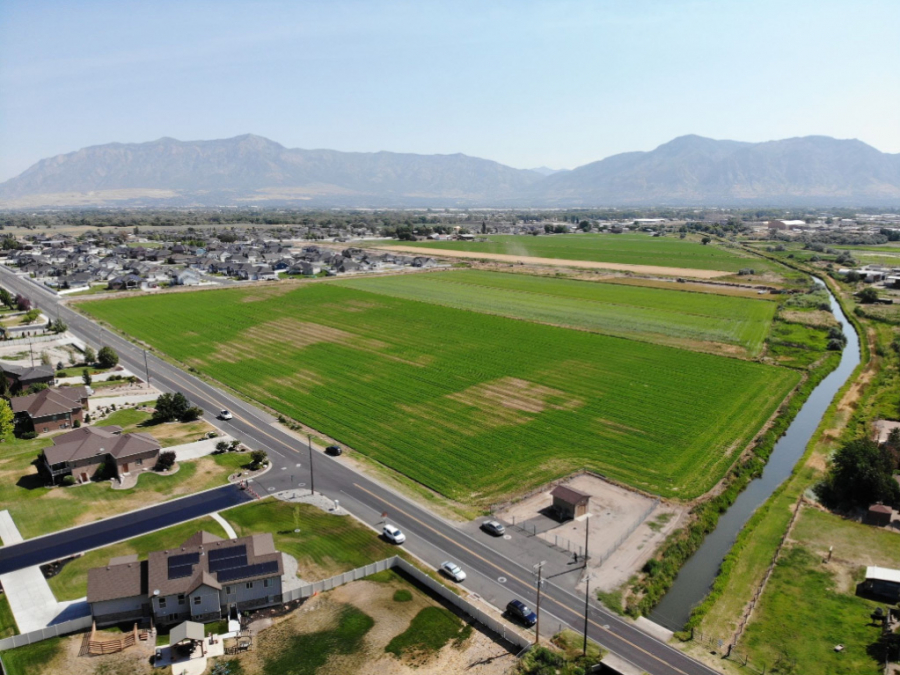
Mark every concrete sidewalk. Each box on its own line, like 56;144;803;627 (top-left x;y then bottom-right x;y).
0;510;90;633
170;437;233;463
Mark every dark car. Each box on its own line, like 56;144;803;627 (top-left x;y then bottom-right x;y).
481;520;506;536
326;445;343;456
506;599;537;627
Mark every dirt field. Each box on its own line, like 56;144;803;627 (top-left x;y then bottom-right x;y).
377;245;733;279
28;629;156;675
497;474;687;592
0;337;82;370
223;577;516;675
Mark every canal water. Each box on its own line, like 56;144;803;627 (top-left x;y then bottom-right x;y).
649;279;861;630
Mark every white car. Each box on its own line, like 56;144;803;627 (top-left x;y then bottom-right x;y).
440;561;466;582
219;410;233;420
383;524;406;544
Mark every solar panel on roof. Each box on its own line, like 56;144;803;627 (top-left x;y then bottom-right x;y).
208;545;247;562
168;552;200;568
168;564;195;580
216;561;280;583
209;553;248;573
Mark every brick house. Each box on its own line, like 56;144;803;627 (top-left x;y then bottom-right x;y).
88;531;285;627
11;386;89;434
1;362;55;393
41;425;160;484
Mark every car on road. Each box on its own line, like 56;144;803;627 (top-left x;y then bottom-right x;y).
219;410;233;420
383;524;406;544
440;561;466;582
505;599;537;627
325;445;343;456
481;520;506;536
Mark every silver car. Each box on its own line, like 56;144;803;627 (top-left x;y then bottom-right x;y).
440;561;466;582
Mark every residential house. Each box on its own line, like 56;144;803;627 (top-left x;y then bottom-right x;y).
0;362;55;393
88;531;285;627
173;268;202;286
11;386;89;434
41;425;160;485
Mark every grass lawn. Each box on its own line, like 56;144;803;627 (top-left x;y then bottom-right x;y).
791;507;900;569
376;233;767;272
262;604;373;675
384;606;467;658
82;282;800;502
0;637;63;675
0;591;19;638
0;434;245;540
739;546;883;675
95;408;219;447
222;499;399;580
336;270;777;357
48;515;227;601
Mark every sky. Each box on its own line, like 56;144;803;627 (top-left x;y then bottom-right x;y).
1;0;899;182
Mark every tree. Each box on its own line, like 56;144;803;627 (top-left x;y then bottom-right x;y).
82;369;92;387
249;450;268;469
21;309;40;324
858;288;879;304
154;451;176;471
0;399;14;438
701;237;711;245
152;392;192;422
40;351;51;366
0;288;12;308
51;318;67;334
24;383;48;395
83;346;96;365
14;294;31;311
181;406;203;422
816;438;900;508
97;346;119;368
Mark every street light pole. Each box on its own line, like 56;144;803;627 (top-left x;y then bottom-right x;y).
307;434;315;495
582;513;592;656
144;349;151;386
534;561;545;645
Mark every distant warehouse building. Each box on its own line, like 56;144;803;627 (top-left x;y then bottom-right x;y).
863;566;900;602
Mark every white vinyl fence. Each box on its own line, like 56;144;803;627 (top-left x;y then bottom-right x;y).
0;614;92;651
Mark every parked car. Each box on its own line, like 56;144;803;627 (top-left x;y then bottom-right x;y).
506;599;537;627
481;520;506;536
326;445;343;456
440;561;466;582
383;524;406;544
219;410;233;420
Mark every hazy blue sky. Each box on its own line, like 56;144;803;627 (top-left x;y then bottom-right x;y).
1;0;898;181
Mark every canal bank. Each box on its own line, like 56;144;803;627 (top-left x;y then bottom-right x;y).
649;279;862;631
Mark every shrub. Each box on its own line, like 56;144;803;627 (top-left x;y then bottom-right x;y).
19;431;36;440
97;346;119;368
249;450;268;469
154;451;177;471
61;475;75;486
84;413;91;424
215;440;230;454
73;420;81;428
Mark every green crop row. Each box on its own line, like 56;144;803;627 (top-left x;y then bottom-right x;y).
82;282;799;502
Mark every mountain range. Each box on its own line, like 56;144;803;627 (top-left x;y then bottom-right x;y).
2;134;899;208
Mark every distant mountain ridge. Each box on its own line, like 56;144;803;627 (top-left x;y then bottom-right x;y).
2;133;899;208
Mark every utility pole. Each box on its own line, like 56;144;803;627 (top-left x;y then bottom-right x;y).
144;350;151;386
582;513;592;656
533;561;545;645
307;434;315;495
29;340;34;367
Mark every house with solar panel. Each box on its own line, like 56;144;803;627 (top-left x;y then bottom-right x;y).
87;530;284;627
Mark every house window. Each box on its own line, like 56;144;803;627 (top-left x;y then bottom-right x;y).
177;594;185;605
245;582;253;590
225;586;233;595
136;459;142;466
193;596;201;605
264;579;273;588
158;597;167;609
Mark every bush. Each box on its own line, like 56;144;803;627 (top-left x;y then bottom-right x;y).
181;406;203;422
62;475;75;486
154;451;177;471
249;450;268;469
73;420;81;428
215;440;230;454
858;287;879;304
19;431;36;440
84;413;91;424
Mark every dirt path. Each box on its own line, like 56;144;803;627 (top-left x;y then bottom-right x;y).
377;245;733;279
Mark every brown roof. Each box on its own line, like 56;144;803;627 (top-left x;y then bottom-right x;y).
870;504;894;514
87;560;148;603
11;386;88;420
43;426;159;467
146;531;283;599
550;485;591;506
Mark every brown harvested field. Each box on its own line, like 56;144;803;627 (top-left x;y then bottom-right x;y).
376;245;733;279
780;309;839;327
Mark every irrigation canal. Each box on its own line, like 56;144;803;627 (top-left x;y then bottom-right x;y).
649;278;861;630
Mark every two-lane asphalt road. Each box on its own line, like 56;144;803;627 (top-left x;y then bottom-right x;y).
0;269;720;675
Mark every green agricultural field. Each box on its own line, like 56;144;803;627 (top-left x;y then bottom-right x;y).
337;270;776;356
82;283;799;501
381;233;766;272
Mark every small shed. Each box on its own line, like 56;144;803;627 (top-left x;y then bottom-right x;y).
864;567;900;602
868;504;894;527
170;620;206;655
550;485;590;521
